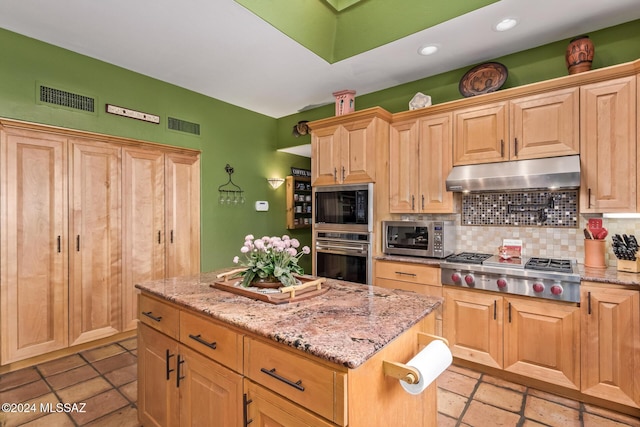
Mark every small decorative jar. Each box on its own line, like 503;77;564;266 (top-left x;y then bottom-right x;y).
565;35;595;75
333;90;356;116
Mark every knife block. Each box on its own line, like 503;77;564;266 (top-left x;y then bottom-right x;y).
617;258;640;273
584;239;606;269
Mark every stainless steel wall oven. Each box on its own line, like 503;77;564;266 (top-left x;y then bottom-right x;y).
314;231;371;285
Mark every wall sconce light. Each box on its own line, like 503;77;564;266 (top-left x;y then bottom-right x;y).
267;178;285;189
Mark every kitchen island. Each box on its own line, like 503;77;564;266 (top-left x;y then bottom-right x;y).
136;270;443;426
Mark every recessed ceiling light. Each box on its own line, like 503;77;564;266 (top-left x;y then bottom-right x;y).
418;45;439;56
494;18;518;32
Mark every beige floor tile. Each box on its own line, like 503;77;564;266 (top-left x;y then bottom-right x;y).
91;353;136;375
0;380;50;403
80;344;125;363
524;395;581;427
474;382;524;412
118;380;137;403
436;413;458;427
0;367;41;392
117;338;138;351
583;403;640;426
583;412;639;427
57;376;112;403
437;387;469;419
462;400;522;426
19;412;75;426
527;387;581;410
37;354;86;377
482;374;527;393
45;364;99;390
84;405;141;427
104;364;137;387
1;392;59;427
522;419;550;427
67;389;129;425
437;369;478;397
447;364;483;379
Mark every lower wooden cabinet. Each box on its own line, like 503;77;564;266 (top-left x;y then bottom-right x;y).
581;282;640;409
443;287;581;390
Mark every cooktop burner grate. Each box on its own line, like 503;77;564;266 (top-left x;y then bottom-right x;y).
446;252;492;264
525;257;574;272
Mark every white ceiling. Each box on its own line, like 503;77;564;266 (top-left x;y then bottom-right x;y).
1;0;639;119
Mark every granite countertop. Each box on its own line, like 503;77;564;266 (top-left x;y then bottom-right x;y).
376;254;640;288
135;270;442;369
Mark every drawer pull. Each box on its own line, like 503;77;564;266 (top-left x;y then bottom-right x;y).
142;311;163;322
189;333;217;350
395;271;417;277
260;368;305;391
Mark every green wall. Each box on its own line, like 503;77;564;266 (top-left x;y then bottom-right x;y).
276;19;640;146
0;28;312;273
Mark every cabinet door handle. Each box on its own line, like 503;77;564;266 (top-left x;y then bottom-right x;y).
588;188;592;209
57;235;61;253
587;291;592;315
165;349;175;380
341;166;345;181
500;139;505;158
176;355;185;387
76;235;80;252
411;195;415;210
243;393;253;426
142;311;162;322
494;300;497;320
170;230;174;244
508;302;512;323
260;368;305;391
333;167;337;182
158;230;161;244
421;195;425;211
514;138;519;157
188;333;217;350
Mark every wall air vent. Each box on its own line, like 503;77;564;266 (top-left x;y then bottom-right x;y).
39;85;95;112
168;117;200;136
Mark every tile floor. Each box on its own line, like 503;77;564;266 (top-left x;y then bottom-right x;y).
0;337;638;427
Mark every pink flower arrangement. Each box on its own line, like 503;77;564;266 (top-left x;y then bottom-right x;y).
233;234;311;287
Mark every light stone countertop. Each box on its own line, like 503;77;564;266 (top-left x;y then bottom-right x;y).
135;270;442;369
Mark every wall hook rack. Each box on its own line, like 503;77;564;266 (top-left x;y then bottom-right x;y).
218;164;245;205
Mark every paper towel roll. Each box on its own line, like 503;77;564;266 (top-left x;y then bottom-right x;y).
400;339;453;395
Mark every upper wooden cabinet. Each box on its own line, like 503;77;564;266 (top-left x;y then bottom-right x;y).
389;113;454;213
309;107;391;186
580;76;637;213
453;88;579;165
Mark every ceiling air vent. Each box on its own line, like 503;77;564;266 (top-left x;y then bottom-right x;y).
168;117;200;135
39;85;95;112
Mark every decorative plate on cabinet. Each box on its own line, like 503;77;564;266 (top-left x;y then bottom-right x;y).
459;62;508;97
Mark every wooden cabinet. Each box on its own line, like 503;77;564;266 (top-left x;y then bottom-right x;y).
389;113;454;213
286;176;312;229
580;76;637;213
453;88;579;165
69;139;122;345
374;260;443;335
138;297;243;427
581;283;640;409
309;107;391;186
0;120;201;367
443;288;580;389
0;128;69;364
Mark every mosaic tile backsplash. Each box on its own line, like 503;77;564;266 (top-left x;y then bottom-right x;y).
461;191;578;227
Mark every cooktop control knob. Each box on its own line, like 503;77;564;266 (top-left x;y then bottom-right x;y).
464;274;475;285
451;272;461;283
550;284;563;295
532;282;545;293
496;278;507;288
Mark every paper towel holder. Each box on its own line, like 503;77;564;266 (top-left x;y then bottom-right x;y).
382;333;450;384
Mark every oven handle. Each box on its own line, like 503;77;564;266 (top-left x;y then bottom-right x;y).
316;245;368;256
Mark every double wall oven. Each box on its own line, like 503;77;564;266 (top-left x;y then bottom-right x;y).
313;184;373;285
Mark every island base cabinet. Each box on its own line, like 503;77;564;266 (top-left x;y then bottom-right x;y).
244;380;335;427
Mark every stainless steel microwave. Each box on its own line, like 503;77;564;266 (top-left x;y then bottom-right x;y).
314;184;373;232
383;220;455;258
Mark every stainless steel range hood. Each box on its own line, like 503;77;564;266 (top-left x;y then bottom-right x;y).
446;155;580;192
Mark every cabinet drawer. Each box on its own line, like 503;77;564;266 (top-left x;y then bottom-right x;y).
375;260;440;285
244;337;346;425
180;310;243;373
138;295;179;339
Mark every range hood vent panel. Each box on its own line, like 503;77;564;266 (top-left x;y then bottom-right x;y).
446;155;580;192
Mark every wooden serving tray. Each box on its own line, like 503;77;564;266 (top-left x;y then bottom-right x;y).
210;275;329;304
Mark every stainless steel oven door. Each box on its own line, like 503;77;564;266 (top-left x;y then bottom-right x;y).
314;232;371;285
